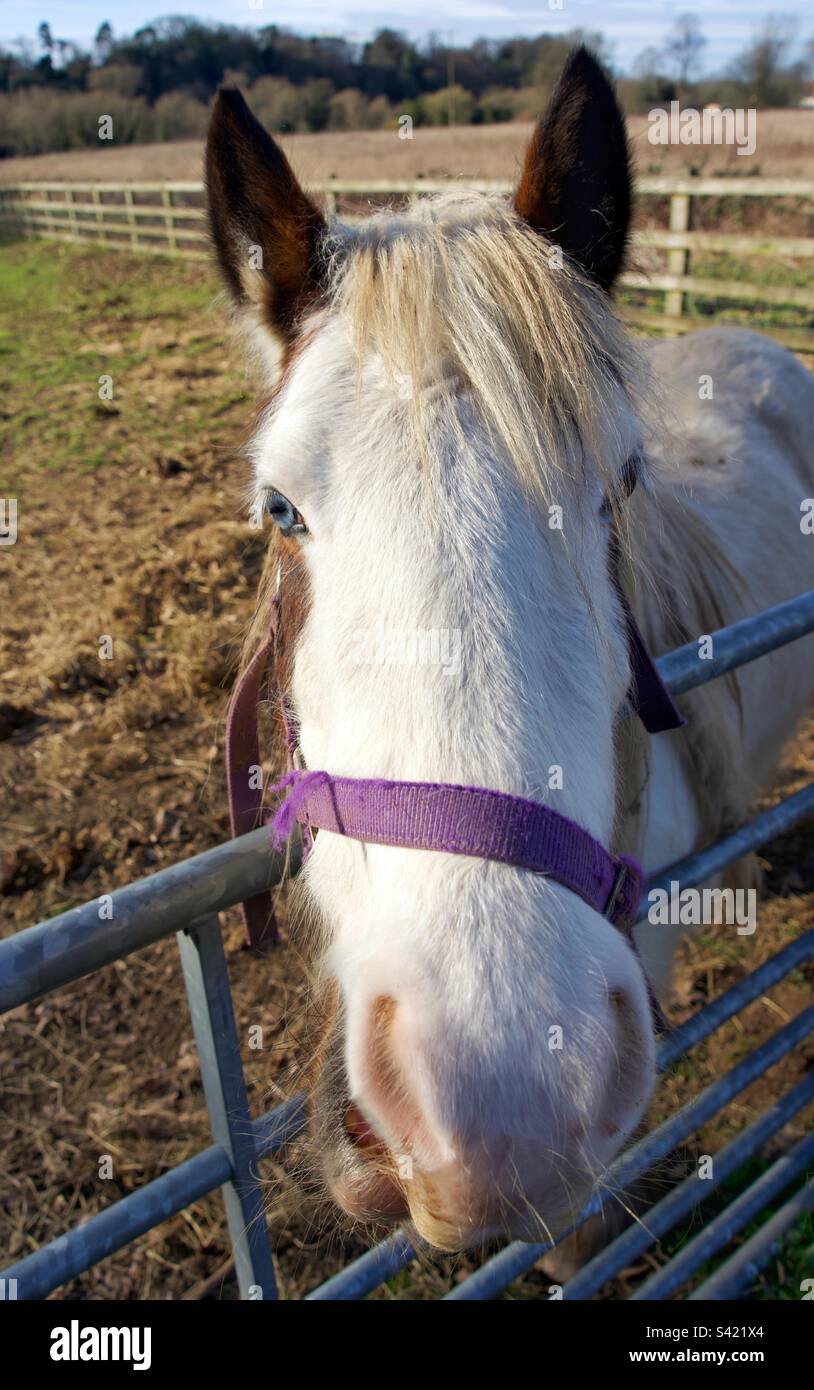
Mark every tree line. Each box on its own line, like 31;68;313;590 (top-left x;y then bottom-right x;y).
0;14;811;158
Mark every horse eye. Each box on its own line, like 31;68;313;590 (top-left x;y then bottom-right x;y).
600;456;640;518
264;489;307;536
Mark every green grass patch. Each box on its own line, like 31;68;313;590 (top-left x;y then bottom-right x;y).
0;237;243;484
655;1153;814;1301
621;246;814;336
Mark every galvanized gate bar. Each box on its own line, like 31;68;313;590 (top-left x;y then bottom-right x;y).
657;931;814;1069
38;908;810;1307
632;1128;814;1300
0;1098;303;1301
561;1071;814;1300
0;828;296;1014
177;916;278;1300
2;1143;234;1300
253;1096;308;1156
305;1231;417;1302
443;1007;814;1299
1;789;810;1300
655;589;814;697
643;783;814;926
688;1180;814;1300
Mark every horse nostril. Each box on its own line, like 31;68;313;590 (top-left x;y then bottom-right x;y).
608;988;627;1026
349;993;453;1173
344;1102;381;1153
595;984;654;1143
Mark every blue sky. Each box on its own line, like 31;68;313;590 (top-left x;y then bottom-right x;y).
3;1;813;74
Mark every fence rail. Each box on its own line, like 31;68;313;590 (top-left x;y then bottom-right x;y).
1;176;813;348
2;589;814;1300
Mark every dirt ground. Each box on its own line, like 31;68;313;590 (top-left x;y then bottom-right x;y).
1;237;813;1300
1;108;812;187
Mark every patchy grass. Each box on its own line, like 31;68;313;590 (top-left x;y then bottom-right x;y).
0;237;243;486
620;237;814;340
651;1155;814;1301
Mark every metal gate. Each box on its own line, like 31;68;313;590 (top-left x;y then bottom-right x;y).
2;589;814;1301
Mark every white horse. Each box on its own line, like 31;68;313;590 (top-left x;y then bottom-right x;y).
206;48;814;1251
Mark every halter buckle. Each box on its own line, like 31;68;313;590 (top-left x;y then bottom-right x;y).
604;863;632;923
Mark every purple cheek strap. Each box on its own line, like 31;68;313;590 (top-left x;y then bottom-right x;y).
616;588;686;735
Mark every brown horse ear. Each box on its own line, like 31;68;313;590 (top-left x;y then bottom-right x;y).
514;46;631;293
206;87;327;340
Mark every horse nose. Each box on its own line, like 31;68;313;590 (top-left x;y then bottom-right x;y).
336;991;549;1249
330;961;656;1249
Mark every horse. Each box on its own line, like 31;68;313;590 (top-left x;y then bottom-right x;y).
205;47;814;1253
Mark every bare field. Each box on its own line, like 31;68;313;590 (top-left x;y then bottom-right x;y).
1;233;814;1299
1;109;813;187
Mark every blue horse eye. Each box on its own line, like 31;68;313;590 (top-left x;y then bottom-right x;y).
264;489;307;536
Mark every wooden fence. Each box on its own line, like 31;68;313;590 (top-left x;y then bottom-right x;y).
2;176;813;350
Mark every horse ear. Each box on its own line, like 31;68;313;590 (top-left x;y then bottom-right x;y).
514;46;631;293
206;87;327;340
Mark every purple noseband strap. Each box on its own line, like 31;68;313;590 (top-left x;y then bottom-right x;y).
269;769;642;927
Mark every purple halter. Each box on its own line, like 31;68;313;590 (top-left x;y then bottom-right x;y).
225;567;684;1028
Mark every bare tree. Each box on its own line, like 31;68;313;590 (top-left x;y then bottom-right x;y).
664;13;706;86
732;17;805;106
94;22;114;61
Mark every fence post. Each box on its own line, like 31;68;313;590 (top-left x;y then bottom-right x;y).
92;184;106;246
44;187;56;239
177;915;278;1300
665;191;691;319
123;186;138;250
66;185;78;242
161;184;177;254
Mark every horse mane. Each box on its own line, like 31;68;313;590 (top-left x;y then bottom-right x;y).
325;190;641;508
